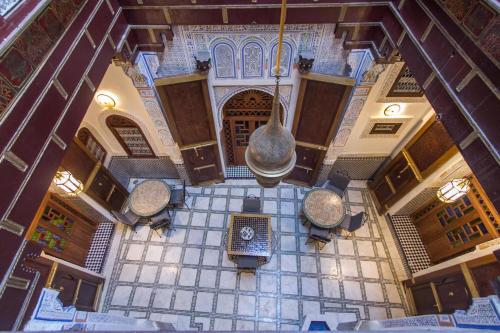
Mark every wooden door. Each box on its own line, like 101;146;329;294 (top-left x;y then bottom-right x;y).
287;73;354;186
369;117;458;214
28;194;97;267
222;90;278;166
155;75;223;185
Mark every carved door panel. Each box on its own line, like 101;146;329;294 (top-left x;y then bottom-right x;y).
230;119;268;165
411;283;439;315
155;75;223;185
181;145;223;185
287;74;354;186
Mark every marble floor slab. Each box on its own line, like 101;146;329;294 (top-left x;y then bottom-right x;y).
101;179;409;330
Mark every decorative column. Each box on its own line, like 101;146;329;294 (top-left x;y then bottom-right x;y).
315;61;386;186
121;63;190;184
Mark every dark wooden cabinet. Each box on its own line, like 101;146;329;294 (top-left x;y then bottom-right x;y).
155;75;223;185
404;250;499;316
435;273;472;313
47;260;103;311
287;73;354;186
60;139;128;211
369;118;458;213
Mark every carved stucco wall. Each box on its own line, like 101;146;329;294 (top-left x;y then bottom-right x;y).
156;24;355;79
123;63;183;165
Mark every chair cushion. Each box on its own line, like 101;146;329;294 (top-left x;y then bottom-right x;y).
309;225;331;240
242;197;261;213
237;255;258;269
169;189;184;205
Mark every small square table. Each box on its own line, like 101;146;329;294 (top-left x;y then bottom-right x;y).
227;213;272;261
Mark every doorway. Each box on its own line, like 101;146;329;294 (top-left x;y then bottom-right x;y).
222;89;283;166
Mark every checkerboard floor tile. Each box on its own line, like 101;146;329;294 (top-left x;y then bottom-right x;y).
101;179;409;330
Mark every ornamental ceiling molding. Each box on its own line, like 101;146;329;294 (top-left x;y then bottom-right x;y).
377;62;427;103
214;85;292;128
157;24;352;79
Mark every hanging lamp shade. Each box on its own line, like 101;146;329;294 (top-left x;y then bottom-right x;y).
245;83;296;187
245;0;296;188
54;170;84;195
436;178;470;203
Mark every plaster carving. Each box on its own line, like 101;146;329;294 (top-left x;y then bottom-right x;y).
122;60;184;164
361;62;387;85
156;24;353;80
377;62;427;103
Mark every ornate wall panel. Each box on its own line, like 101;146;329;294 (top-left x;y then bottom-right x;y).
155;24;354;80
0;0;86;119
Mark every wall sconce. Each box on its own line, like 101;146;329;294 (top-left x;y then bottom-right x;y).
95;93;116;108
384;104;401;117
436;178;470;203
53;170;83;195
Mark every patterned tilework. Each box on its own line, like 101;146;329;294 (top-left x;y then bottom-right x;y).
226;166;254;179
394;187;440;216
330;156;389;180
387;215;431;275
85;222;115;274
101;180;409;330
108;157;179;188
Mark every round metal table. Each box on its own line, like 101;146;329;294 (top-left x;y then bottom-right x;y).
129;180;171;217
302;188;345;229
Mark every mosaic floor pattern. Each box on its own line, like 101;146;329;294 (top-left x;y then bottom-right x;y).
101;179;409;331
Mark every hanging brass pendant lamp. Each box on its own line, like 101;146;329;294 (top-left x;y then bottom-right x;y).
245;0;296;188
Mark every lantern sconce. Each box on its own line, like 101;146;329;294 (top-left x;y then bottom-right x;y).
436;178;471;203
53;170;84;195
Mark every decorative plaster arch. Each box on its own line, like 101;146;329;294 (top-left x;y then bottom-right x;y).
268;39;296;78
210;38;237;79
97;109;162;157
240;38;266;79
216;86;290;130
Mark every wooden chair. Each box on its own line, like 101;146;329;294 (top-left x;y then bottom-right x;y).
242;195;261;213
338;212;367;238
236;255;259;274
149;209;173;237
306;225;332;250
111;209;141;232
325;172;351;198
169;180;190;209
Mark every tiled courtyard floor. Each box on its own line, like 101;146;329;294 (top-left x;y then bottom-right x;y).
101;179;409;330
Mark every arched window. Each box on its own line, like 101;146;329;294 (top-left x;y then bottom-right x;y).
77;127;107;163
106;115;155;157
241;41;264;78
213;42;236;78
269;41;292;77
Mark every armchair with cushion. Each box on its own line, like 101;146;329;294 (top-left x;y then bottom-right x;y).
111;209;141;232
338;212;367;238
169;180;190;209
149;209;173;237
325;172;351;198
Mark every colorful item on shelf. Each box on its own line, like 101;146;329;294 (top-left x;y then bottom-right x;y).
31;226;66;252
43;206;74;235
